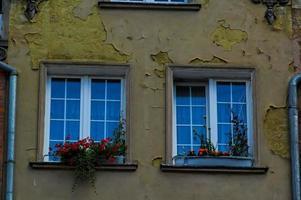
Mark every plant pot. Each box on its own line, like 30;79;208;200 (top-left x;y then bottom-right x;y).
173;156;253;167
114;155;125;164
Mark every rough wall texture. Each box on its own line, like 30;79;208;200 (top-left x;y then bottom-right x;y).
7;0;295;199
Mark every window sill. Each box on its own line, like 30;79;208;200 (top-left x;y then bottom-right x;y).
160;164;268;174
29;161;138;171
98;1;201;11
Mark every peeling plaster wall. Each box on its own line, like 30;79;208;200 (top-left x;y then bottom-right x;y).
7;0;295;199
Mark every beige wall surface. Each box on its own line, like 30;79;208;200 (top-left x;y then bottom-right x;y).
7;0;294;199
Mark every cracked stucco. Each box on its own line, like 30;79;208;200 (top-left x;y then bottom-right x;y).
264;106;289;159
189;56;228;64
151;51;173;78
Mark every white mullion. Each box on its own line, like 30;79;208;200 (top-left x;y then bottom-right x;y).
172;85;177;157
104;80;108;138
209;79;218;149
189;87;193;151
43;77;52;161
81;77;90;139
246;81;253;156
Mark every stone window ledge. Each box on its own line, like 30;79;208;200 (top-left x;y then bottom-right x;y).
98;1;201;11
29;161;138;171
160;164;268;174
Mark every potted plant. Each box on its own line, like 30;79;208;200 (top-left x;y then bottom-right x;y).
111;119;127;164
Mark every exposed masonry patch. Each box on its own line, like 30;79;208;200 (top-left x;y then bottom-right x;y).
211;21;248;51
263;106;289;159
151;51;173;78
151;157;163;167
273;6;293;38
73;0;98;20
189;56;228;64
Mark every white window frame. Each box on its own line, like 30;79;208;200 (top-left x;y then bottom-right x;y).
43;75;126;161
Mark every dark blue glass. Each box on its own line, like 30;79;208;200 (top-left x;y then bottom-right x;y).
217;103;231;123
90;122;104;141
91;80;105;100
191;87;206;105
106;122;119;138
232;83;246;103
177;126;191;144
51;78;65;98
218;145;229;152
176;86;190;105
176;106;190;124
66;79;81;99
49;141;63;161
192;126;206;145
192;107;206;124
218;124;231;144
50;100;64;119
50;120;64;140
107;80;121;100
177;146;191;156
66;100;80;119
107;101;121;121
217;82;230;102
91;101;105;120
232;104;247;123
65;121;80;140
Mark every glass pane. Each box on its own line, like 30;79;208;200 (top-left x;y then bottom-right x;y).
66;100;80;119
49;141;63;161
218;124;231;144
176;86;189;105
232;104;247;123
192;107;206;124
217;82;230;102
50;120;64;140
176;106;190;124
218;145;229;153
67;79;81;99
65;121;80;140
51;78;65;98
50;100;64;119
177;126;191;144
106;122;119;138
91;101;105;120
91;122;104;141
107;101;121;121
177;145;191;156
107;80;121;100
217;103;231;123
91;80;105;99
192;126;206;145
232;83;246;103
191;87;206;105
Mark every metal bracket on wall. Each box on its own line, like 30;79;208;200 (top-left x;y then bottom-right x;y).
251;0;289;25
24;0;46;21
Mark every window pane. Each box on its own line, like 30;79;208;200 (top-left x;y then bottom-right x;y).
50;120;64;140
192;107;206;124
50;100;64;119
177;145;191;156
232;104;247;123
177;126;191;144
91;101;105;120
49;141;63;161
107;80;121;100
232;83;246;102
218;124;231;144
66;79;81;99
91;122;104;141
176;86;189;105
191;86;206;105
66;100;80;119
51;78;65;98
218;145;229;152
107;101;121;121
106;122;119;138
91;80;105;99
217;103;231;123
217;82;230;102
176;106;190;124
192;126;206;145
65;121;80;140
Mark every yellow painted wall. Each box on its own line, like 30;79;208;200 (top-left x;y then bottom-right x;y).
7;0;294;199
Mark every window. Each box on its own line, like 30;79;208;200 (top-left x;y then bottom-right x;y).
38;62;131;161
166;66;256;164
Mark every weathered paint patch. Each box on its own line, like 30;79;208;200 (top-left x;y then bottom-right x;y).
9;0;129;70
211;22;248;50
273;6;293;38
151;156;163;167
73;0;98;20
151;51;173;78
263;106;289;159
189;56;228;64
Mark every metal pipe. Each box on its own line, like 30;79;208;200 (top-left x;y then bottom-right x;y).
289;74;301;200
0;62;17;200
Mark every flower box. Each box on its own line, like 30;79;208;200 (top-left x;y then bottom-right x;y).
173;156;254;167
